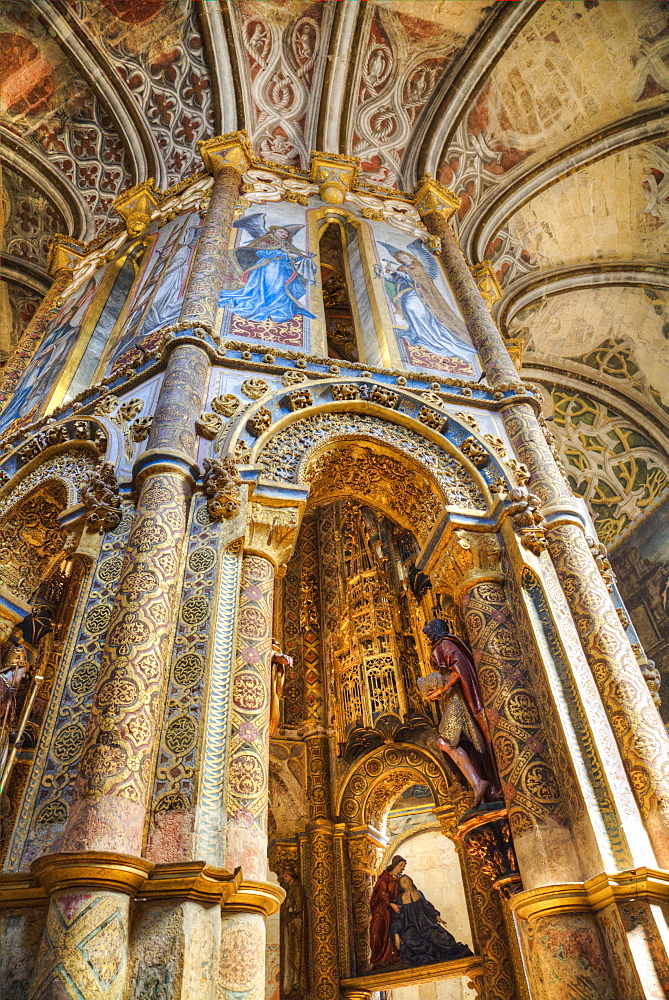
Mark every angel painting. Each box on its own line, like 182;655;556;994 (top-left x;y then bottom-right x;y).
380;239;479;366
219;213;317;324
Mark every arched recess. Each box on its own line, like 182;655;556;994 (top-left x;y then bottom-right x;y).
337;744;460;976
230;377;508;516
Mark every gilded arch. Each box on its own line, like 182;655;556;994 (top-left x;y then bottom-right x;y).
337;743;451;832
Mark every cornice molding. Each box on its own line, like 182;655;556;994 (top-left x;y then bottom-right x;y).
31;0;165;188
510;867;669;922
464;104;669;261
0;853;284;915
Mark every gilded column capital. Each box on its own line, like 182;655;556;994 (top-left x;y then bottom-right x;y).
245;499;301;570
309;151;360;205
427;527;502;604
224;878;285;917
470;261;502;310
411;175;460;222
46;240;81;279
198;130;254;177
113;179;161;237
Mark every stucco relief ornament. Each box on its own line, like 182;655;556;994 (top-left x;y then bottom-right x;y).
460;437;488;468
202;457;242;521
242;379;270;400
196;412;223;441
81;462;122;533
248;408;273;437
212;394;241;417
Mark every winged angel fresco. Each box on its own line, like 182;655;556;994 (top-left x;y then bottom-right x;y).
219;213;317;323
379;239;479;365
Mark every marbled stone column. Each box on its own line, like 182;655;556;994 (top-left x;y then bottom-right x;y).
225;553;275;880
28;134;249;1000
415;175;669;868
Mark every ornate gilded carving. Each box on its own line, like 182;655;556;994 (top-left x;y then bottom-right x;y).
307;445;443;542
286;389;313;411
80;462;122;533
469;262;502;311
331;384;360;401
201;457;242;521
505;487;547;555
196;412;223;440
430;530;500;600
248;407;273;437
460;810;522;899
369;387;398;409
417;407;445;431
309;151;359;205
242;378;270;399
282;371;308;387
460;437;488;468
257;412;487;511
212;393;241;417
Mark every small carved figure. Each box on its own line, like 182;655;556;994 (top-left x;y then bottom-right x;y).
279;867;307;998
81;462;122;533
370;855;405;968
270;638;292;737
201;457;242;521
390;875;472;967
419;619;500;807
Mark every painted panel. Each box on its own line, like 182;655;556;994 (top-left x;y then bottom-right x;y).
216;202;317;352
100;210;202;378
0;271;103;436
371;221;480;379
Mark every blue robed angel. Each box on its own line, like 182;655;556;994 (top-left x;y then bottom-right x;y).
381;239;479;364
219;213;317;322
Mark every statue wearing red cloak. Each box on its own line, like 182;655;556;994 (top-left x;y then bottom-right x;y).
369;855;406;968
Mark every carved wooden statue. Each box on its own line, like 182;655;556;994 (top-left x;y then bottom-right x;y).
418;619;500;807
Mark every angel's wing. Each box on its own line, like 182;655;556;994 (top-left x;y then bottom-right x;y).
407;238;438;280
233;213;267;239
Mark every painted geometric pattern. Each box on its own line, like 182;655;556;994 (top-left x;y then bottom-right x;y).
29;891;130;1000
227;556;274;824
8;504;134;871
147;496;222;857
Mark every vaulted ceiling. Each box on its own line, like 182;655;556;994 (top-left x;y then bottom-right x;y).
1;0;668;416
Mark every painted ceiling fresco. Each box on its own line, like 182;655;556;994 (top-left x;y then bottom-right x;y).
0;0;668;543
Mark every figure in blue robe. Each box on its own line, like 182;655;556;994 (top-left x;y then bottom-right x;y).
390;875;473;968
219;213;317;323
381;239;479;365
